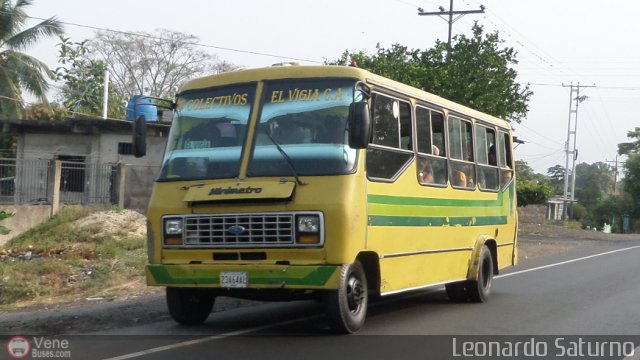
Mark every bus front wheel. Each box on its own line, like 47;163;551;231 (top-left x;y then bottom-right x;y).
166;287;215;325
323;261;368;334
468;245;494;302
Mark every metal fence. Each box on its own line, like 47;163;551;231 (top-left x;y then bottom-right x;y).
0;158;119;206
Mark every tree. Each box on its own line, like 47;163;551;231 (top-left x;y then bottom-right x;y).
515;160;547;184
90;29;236;98
546;164;565;195
618;129;640;219
588;195;632;232
514;160;553;207
55;37;125;118
332;23;532;123
574;162;614;209
0;0;64;119
621;154;640;217
23;102;67;120
617;127;640;155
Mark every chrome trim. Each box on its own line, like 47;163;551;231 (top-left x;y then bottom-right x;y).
380;278;467;296
162;211;324;248
381;246;473;259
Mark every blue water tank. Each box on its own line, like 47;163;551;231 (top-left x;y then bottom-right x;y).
126;95;158;122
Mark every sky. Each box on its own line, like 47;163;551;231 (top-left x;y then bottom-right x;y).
20;0;640;175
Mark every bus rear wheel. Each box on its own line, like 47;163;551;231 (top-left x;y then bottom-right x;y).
323;261;368;334
166;287;215;325
446;245;494;303
468;245;494;303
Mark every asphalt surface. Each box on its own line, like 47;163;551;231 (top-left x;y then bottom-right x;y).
3;238;640;360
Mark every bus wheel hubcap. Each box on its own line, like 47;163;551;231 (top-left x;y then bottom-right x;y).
346;275;364;312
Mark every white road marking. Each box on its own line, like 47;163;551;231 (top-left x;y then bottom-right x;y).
106;244;640;359
623;346;640;360
496;245;640;279
102;314;322;360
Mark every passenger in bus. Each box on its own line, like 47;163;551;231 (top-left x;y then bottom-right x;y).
274;121;305;144
215;123;237;147
418;145;441;184
452;170;468;187
418;160;434;183
316;116;345;143
488;145;497;166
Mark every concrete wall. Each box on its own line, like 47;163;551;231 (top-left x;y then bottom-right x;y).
0;205;52;246
0;120;169;244
517;204;547;225
123;165;161;213
19;131;167;166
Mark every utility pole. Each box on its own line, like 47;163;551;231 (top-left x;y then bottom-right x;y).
561;83;595;220
606;155;620;194
418;1;485;56
102;65;109;119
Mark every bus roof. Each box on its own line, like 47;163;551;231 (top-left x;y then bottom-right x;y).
180;65;512;131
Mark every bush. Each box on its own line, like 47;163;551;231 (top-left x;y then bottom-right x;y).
517;181;553;207
0;211;15;235
571;203;588;221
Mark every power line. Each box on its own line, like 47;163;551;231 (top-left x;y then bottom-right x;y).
515;123;565;148
529;83;640;90
15;13;323;64
417;0;485;55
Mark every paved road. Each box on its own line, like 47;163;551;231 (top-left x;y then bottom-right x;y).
11;238;640;360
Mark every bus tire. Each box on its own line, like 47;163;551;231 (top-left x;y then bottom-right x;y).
445;281;469;302
323;261;368;334
166;287;215;325
467;245;494;303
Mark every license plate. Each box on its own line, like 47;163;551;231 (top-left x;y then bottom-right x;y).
220;271;248;288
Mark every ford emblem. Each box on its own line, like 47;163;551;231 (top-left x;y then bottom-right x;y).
228;225;246;235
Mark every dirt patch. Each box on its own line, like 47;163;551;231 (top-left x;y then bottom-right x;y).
518;222;638;242
517;221;639;260
518;239;583;260
72;209;146;240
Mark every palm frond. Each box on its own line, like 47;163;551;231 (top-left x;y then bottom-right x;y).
4;17;64;50
4;51;53;100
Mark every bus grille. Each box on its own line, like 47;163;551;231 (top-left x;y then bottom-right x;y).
183;214;294;247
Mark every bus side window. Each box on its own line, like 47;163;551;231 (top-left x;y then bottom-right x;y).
498;131;514;188
416;106;447;186
448;116;475;189
475;124;499;191
367;93;413;181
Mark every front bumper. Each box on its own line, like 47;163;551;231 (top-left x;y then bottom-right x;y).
146;264;340;289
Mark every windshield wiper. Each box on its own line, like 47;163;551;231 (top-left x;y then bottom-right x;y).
264;132;306;185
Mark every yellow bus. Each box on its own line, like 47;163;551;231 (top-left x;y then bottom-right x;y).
133;64;518;333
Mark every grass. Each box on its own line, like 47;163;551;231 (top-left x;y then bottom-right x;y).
0;206;148;309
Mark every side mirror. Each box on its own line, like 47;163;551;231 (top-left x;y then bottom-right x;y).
348;102;372;149
133;115;147;158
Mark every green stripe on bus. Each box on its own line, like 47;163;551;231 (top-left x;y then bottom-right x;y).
368;215;508;227
147;265;337;286
367;193;504;207
368;203;504;218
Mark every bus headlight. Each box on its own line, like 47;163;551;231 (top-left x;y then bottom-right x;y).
164;218;183;246
297;215;320;233
296;215;321;245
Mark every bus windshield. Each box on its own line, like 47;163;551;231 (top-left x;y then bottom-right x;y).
158;79;358;181
158;84;255;180
247;79;357;177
